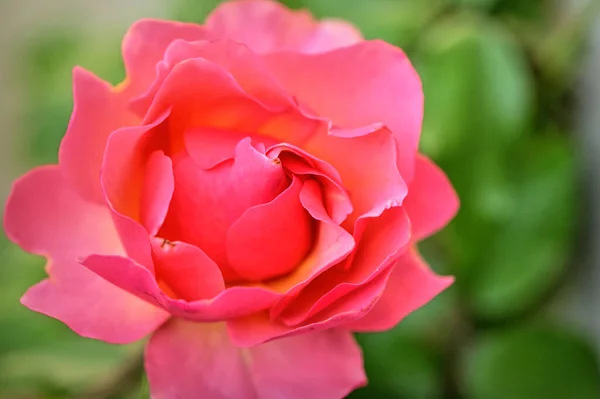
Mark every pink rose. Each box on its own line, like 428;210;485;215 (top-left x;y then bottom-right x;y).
4;1;458;398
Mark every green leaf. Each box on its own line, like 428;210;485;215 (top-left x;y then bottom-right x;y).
138;373;150;399
172;0;224;24
350;272;458;398
391;285;460;345
24;95;73;164
0;339;135;398
449;0;499;9
495;0;548;20
19;28;125;165
0;237;137;398
416;13;534;161
304;0;445;48
461;326;600;399
21;31;80;90
356;330;445;399
466;136;578;320
415;14;535;284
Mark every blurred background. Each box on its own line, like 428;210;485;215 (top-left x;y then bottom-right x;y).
0;0;599;398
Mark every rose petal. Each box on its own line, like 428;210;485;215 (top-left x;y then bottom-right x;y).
22;258;169;344
228;265;394;347
58;68;138;203
305;126;407;228
141;151;174;236
265;180;355;317
268;143;353;224
142;56;322;150
226;177;313;281
143;58;274;133
184;127;274;170
404;154;459;241
101;112;169;222
264;40;423;179
145;319;365;399
121;19;206;98
101;112;171;269
151;240;225;302
161;138;288;280
348;248;454;332
4;166;121;258
81;254;281;321
205;0;361;54
303;19;363;53
133;39;293;115
145;320;254;399
3;166;168;343
249;328;366;399
277;207;411;326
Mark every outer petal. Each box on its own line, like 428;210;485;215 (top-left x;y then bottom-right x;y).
305;19;364;53
205;0;362;54
348;248;454;332
133;39;294;116
404;154;459;241
101;113;169;224
58;68;139;203
142;56;321;148
101;113;171;269
121;19;206;97
276;207;411;326
264;40;423;179
4;166;168;343
145;320;254;399
250;327;366;399
21;259;169;344
145;319;365;399
305;126;407;228
4;166;121;258
228;266;394;347
81;254;281;322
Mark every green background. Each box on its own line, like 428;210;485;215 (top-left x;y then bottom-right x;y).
0;0;599;398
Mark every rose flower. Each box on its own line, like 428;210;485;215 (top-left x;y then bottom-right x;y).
4;1;458;398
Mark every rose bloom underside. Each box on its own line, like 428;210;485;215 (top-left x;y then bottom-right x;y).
3;1;459;398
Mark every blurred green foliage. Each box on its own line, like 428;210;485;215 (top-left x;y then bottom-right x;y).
2;0;599;398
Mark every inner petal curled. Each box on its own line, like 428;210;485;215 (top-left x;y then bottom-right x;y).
226;176;314;282
159;138;289;281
